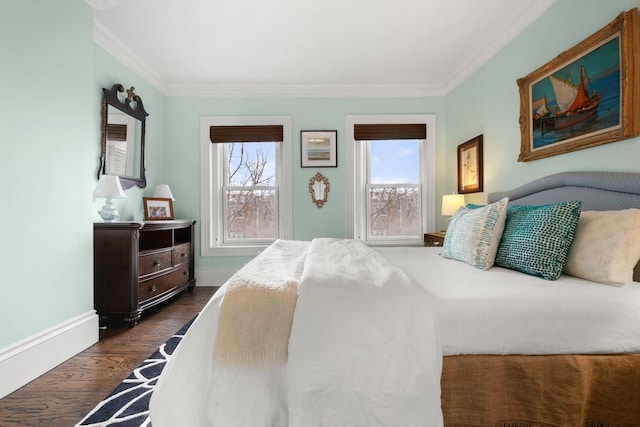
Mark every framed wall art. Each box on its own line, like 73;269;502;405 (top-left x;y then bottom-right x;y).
457;135;483;194
143;197;174;220
517;8;639;162
301;130;337;167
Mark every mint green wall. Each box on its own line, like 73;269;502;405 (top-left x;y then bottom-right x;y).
445;0;640;218
164;97;446;270
0;1;95;347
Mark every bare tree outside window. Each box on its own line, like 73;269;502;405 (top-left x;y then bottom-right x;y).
224;142;277;240
367;139;421;239
369;186;420;238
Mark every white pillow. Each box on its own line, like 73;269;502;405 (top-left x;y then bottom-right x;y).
564;209;640;286
442;197;508;270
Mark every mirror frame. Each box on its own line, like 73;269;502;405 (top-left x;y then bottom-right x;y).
309;172;330;208
98;84;149;189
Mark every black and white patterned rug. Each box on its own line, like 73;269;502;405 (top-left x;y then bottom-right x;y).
76;318;195;427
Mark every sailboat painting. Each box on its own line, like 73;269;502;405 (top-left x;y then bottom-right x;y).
530;37;618;147
531;37;620;149
517;8;639;162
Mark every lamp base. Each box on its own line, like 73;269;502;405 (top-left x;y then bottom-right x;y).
98;198;119;222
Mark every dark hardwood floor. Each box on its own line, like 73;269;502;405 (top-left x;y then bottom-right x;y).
0;286;218;427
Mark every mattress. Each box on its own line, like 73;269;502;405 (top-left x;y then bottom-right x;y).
377;246;640;356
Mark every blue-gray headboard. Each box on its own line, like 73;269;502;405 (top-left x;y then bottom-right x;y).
487;171;640;211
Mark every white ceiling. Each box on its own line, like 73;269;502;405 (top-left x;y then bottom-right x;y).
88;0;555;97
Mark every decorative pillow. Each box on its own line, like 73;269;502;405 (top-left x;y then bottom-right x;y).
495;201;582;280
564;209;640;286
441;197;508;270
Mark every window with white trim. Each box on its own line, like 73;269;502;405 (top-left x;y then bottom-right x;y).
346;115;436;245
200;116;292;256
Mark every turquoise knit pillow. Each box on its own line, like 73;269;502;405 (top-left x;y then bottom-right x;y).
442;198;509;270
495;201;582;280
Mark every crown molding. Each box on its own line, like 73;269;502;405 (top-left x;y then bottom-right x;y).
93;18;167;92
441;0;556;94
164;82;448;98
91;0;555;98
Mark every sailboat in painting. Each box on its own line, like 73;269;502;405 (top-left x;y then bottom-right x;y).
535;64;600;131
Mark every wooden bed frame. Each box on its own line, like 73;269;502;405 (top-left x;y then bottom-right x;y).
440;171;640;427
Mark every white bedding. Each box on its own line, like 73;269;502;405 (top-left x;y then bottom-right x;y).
150;239;443;427
377;246;640;356
288;239;442;426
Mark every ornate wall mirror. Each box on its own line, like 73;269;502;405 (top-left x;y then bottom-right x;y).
98;84;149;189
309;172;330;208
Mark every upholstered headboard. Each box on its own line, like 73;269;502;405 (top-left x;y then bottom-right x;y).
487;171;640;211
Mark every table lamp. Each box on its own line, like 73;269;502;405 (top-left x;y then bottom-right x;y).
94;175;126;221
441;194;465;230
153;184;175;200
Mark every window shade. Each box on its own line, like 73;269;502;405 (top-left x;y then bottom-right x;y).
210;125;283;143
107;123;127;141
353;123;426;140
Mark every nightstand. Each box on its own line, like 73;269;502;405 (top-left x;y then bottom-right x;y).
424;232;446;247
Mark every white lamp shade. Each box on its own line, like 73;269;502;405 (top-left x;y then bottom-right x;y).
154;184;175;200
441;194;465;216
94;175;126;199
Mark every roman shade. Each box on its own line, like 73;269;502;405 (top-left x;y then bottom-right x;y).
107;123;127;141
353;124;426;141
210;125;283;143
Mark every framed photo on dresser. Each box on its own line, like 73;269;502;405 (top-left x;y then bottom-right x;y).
143;197;174;220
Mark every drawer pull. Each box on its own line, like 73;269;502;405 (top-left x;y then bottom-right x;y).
181;253;186;258
153;260;162;267
183;271;188;276
151;284;157;292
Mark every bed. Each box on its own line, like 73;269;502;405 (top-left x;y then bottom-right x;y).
150;171;640;427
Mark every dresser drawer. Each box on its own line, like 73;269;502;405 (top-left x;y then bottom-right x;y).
173;243;191;266
139;249;173;277
138;263;190;303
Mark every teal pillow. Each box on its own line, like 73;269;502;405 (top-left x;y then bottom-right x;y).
442;198;509;270
495;201;582;280
465;203;485;209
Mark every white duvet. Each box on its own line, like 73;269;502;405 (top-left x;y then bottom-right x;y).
378;246;640;355
150;239;443;427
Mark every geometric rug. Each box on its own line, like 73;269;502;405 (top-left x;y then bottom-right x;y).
75;317;195;427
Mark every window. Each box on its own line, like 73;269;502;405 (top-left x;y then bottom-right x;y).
201;116;292;256
224;141;277;242
346;115;436;245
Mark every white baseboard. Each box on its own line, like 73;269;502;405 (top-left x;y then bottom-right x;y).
0;268;233;399
195;266;236;287
0;311;99;399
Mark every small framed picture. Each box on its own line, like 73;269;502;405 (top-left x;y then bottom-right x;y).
301;130;337;168
457;135;484;194
143;197;174;220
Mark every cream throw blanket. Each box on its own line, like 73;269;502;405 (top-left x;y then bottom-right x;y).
213;239;308;366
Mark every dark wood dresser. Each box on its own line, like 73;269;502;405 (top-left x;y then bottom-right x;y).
94;220;196;326
423;232;446;247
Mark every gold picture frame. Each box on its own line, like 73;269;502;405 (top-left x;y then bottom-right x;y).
457;135;483;194
517;8;639;162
